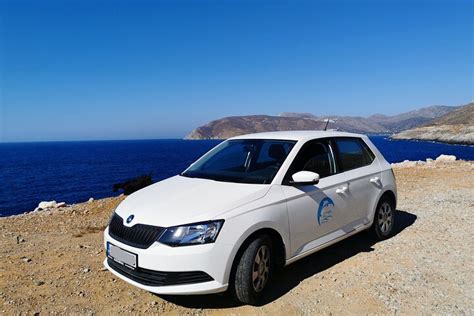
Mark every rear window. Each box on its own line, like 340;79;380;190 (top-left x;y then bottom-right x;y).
334;138;375;172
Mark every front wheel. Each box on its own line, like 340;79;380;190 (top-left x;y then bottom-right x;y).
370;196;396;240
233;235;273;305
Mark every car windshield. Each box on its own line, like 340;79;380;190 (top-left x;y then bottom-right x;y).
182;139;296;184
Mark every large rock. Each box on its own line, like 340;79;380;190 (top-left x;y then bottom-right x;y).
435;154;456;162
113;174;153;195
38;201;58;209
34;201;67;212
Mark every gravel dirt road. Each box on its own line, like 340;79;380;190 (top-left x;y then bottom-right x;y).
1;160;473;315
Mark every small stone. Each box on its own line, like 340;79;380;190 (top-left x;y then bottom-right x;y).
22;257;32;263
83;268;90;273
56;202;67;208
35;281;45;286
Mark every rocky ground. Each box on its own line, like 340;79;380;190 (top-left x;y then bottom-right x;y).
1;160;473;315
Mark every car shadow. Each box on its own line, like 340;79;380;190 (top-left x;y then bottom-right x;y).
158;210;417;309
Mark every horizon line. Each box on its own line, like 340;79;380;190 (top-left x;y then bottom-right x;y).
0;132;397;144
0;137;196;144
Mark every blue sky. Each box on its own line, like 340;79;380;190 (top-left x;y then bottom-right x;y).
1;0;472;141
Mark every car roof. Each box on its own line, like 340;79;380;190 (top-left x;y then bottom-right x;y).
229;130;366;142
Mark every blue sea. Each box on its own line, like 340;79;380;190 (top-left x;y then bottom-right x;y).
1;136;473;217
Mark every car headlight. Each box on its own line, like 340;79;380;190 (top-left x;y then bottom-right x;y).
158;220;224;246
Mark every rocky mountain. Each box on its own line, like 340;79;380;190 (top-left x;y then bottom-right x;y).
185;105;459;140
392;102;474;144
368;105;456;132
185;115;328;140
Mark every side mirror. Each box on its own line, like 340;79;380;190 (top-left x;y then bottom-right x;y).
291;171;320;185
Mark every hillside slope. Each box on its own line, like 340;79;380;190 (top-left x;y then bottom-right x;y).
185;105;457;139
393;103;474;145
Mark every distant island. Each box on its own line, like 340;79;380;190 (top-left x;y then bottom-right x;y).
185;103;473;145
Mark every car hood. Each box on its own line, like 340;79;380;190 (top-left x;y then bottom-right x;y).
114;175;271;227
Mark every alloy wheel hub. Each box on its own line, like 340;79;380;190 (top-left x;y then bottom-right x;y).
378;202;393;234
252;245;270;292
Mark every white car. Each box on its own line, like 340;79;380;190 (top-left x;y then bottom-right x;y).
104;131;397;304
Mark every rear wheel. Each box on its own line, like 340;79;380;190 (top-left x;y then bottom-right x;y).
233;235;273;305
370;196;395;240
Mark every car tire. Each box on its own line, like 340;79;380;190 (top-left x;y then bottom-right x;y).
233;235;273;305
370;196;396;240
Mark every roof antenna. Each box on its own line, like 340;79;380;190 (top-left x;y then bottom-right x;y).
322;118;336;131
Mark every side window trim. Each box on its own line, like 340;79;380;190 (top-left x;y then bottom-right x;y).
330;137;343;174
327;140;338;174
360;139;376;164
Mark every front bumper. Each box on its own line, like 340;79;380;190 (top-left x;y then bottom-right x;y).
103;227;231;295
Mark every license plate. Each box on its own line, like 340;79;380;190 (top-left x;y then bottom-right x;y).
107;242;137;269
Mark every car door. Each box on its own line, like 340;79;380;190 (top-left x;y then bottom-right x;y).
281;139;354;258
332;137;382;223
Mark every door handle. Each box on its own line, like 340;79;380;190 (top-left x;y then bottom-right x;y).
336;186;348;194
370;177;380;184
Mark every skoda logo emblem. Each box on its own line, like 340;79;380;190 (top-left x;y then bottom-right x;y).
126;214;135;224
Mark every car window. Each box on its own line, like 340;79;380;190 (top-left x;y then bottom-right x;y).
334;138;375;171
183;139;296;184
201;141;249;171
285;140;336;182
257;142;294;164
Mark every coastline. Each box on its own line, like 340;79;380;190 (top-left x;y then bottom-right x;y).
392;125;474;145
389;136;474;147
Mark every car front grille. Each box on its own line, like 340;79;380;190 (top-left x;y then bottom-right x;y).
108;213;165;249
107;258;214;286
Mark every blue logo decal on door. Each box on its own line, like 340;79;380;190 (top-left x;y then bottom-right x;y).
317;197;334;225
